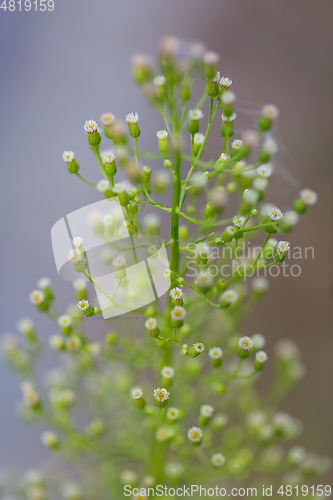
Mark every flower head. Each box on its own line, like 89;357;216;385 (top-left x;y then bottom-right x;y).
187;426;203;443
67;249;82;264
277;241;290;254
262;104;280;121
220;289;238;306
200;405;214;418
219;76;232;89
72;236;83;249
268;206;283;222
209;347;223;360
156;129;168;139
145;317;158;331
257;164;273;178
57;315;72;328
73;279;87;292
132;388;143;400
221;91;236;104
113;255;126;269
171;306;186;322
113;182;127;194
153;387;170;403
262;137;278;155
66;336;82;352
84;120;98;133
77;300;89;311
219;152;230;161
194;133;205;146
161;366;174;379
125;112;139;124
233;215;246;229
100;113;115;126
188;109;204;121
252;333;266;349
97;179;111;193
167;407;180;420
256;350;268;363
193;342;205;353
231;139;243;150
203;51;220;65
222;112;237;122
153;75;166;86
101;150;116;164
17;317;34;335
211;453;226;467
251;277;269;293
238;336;253;351
170;287;183;301
62;151;75;163
29;290;44;305
299;189;318;206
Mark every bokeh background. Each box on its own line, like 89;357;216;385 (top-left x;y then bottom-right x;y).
0;0;332;480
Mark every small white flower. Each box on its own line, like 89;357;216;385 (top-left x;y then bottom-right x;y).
66;336;82;352
268;206;283;222
159;36;181;58
49;335;64;350
231;139;243;150
84;120;98;133
251;277;269;293
262;137;278;155
72;237;83;249
170;287;183;301
125;112;139;124
189;41;206;58
86;342;101;356
73;279;87;291
155;427;173;443
156;129;168;139
272;412;294;432
24;468;44;485
188;109;204;121
194;132;205;146
143;213;161;232
77;299;89;311
257;164;273;178
288;446;306;464
131;53;152;68
153;387;170;402
209;347;223;359
87;210;103;230
41;431;58;448
299;189;318;206
153;75;166;86
238;336;253;351
113;255;126;269
29;290;44;305
233;215;246;228
17;317;34;335
1;333;18;353
256;350;268;363
242;129;259;147
195;242;209;259
67;249;82;264
253;177;268;192
100;112;115;126
222;112;237;122
211;453;226;467
191;172;207;188
283;210;299;227
221;90;236;104
203;51;220;65
97;179;111;193
171;306;186;322
221;289;238;306
62;151;75;163
57;315;72;328
219;152;230;161
167;407;180;420
101;150;116;164
187;426;203;443
252;334;266;349
262;104;280;121
200;405;214;418
211;70;221;83
243;188;259;204
219;76;232;89
103;214;113;227
197;272;213;288
161;366;174;379
119;470;138;485
23;387;40;407
277;241;290;254
145;317;157;331
113;182;127;194
193;342;205;353
132;387;143;400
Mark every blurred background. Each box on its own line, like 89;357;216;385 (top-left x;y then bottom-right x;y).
0;0;332;479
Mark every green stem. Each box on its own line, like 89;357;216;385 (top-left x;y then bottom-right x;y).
75;173;96;188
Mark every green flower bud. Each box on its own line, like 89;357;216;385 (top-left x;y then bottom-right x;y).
153;75;168;102
156;130;169;154
131;54;153;84
180;344;188;356
222;226;236;243
203;51;220;80
105;331;117;346
125;113;140;138
84;120;101;147
188;342;205;358
132;387;146;409
203;202;213;219
141;165;151;184
188;109;204;135
180;78;191;101
163;159;173;171
62;151;79;174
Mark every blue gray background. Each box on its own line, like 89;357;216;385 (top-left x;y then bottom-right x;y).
0;0;332;477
